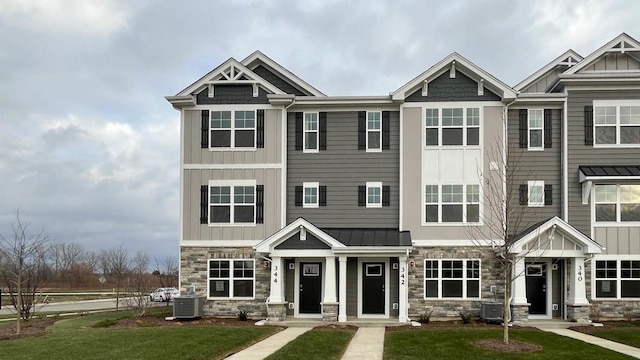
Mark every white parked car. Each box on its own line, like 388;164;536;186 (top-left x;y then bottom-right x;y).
149;287;180;302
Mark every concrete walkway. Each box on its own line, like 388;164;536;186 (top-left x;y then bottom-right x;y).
543;328;640;359
225;327;311;360
341;327;385;360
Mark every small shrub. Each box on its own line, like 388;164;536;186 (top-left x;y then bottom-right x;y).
458;311;475;324
237;309;248;321
92;319;118;328
418;310;432;324
624;306;635;322
590;303;602;322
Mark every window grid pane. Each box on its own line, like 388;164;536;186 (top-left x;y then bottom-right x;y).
368;186;381;205
234;111;255;128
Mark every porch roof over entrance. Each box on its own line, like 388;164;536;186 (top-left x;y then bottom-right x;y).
510;216;603;255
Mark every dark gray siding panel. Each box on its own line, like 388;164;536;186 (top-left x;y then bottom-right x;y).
253;65;310;96
507;108;562;234
389;258;399;317
275;232;330;249
285;259;294;315
286;111;400;228
406;70;500;102
196;85;270;104
567;90;640;236
347;258;357;316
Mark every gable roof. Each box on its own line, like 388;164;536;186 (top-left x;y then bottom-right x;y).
511;216;602;254
514;49;583;91
175;57;285;97
391;52;516;101
563;33;640;75
242;50;326;97
254;217;345;253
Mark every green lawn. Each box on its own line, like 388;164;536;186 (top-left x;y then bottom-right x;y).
384;327;635;359
1;311;278;360
571;322;640;349
266;327;356;360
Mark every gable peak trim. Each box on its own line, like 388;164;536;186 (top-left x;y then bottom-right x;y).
564;33;640;75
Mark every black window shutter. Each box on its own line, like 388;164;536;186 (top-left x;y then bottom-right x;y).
358;111;366;150
544;109;552;148
519;184;528;205
295;112;303;150
295;186;303;206
319;112;327;150
519;109;528;148
544;184;552;206
382;185;390;206
319;186;327;207
201;110;209;149
256;185;264;223
200;185;208;224
382;111;390;150
358;186;366;206
256;109;265;148
585;105;594;146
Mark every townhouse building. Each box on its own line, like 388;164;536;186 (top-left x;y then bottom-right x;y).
166;33;640;323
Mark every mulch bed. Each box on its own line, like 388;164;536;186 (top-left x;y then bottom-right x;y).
475;339;542;352
569;321;640;334
0;318;58;340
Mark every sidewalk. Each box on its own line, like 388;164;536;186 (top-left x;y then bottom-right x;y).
225;327;312;360
542;328;640;359
341;327;385;360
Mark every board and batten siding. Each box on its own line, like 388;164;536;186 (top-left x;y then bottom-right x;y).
286;111;400;228
566;89;640;239
183;168;282;241
507;108;562;231
183;109;282;165
594;227;640;255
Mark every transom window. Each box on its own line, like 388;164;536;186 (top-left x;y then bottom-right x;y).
528;109;543;149
594;101;640;146
304;113;318;152
210;110;255;148
366;182;382;208
208;259;254;298
209;181;255;224
303;182;319;208
595;259;640;299
594;184;640;222
425;184;480;223
367;112;382;151
425;107;480;146
425;259;480;298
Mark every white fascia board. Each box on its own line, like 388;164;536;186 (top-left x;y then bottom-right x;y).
510;217;603;254
564;33;640;75
514;50;583;91
241;50;326;96
292;96;395;106
391;52;517;101
332;247;412;255
165;95;196;109
181;240;260;247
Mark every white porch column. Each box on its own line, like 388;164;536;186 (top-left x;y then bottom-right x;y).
338;256;347;322
269;256;284;303
398;256;409;323
324;256;337;303
511;257;528;305
568;257;589;305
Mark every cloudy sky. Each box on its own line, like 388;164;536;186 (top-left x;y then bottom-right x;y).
1;0;639;261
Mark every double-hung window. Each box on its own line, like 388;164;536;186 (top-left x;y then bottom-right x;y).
303;182;319;208
595;259;640;299
366;182;382;208
209;181;255;224
211;110;255;148
528;181;544;207
425;184;480;223
594;101;640;146
304;113;318;152
594;184;640;222
367;111;382;151
528;109;543;149
425;107;481;146
208;259;254;298
425;259;480;298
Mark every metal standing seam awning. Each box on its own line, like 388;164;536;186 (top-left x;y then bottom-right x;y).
579;165;640;204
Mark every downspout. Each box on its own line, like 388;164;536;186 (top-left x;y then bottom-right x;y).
563;96;569;222
281;98;296;229
502;97;517;240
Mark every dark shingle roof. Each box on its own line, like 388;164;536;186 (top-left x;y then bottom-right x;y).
579;165;640;177
322;228;412;247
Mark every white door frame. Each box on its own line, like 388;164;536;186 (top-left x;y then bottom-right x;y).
294;258;324;319
357;258;389;319
527;258;553;320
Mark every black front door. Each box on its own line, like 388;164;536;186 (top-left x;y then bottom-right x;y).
362;262;385;314
299;262;322;314
526;263;547;315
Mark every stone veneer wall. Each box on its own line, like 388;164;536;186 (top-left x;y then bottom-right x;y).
181;246;270;318
407;246;504;320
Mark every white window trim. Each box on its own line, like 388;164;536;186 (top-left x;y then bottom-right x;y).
303;112;319;153
424;106;482;148
210;109;257;150
593;183;640;225
592;258;640;300
528;108;544;151
208;179;256;226
366;111;382;152
528;180;545;207
366;181;383;208
423;259;482;300
207;259;256;300
593;100;640;148
423;183;481;225
303;182;319;208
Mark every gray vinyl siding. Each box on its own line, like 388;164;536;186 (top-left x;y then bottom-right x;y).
347;258;357;316
196;85;270;104
405;70;500;102
582;53;640;71
521;67;568;93
593;227;640;255
507;108;562;233
567;90;640;237
286;111;399;228
182;168;282;241
285;259;294;315
253;65;310;96
183;109;282;165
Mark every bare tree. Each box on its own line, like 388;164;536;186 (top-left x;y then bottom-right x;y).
49;242;84;287
104;245;130;311
0;210;49;335
153;255;178;288
123;251;153;316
